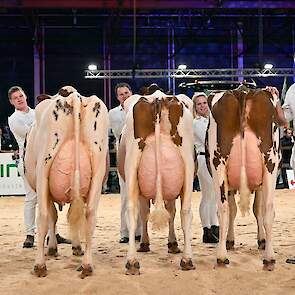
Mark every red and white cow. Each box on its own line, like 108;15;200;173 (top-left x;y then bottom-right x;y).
118;89;195;274
207;88;280;271
24;86;109;278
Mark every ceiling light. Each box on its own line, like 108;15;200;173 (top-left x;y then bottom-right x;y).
88;64;97;71
264;63;273;69
178;64;187;70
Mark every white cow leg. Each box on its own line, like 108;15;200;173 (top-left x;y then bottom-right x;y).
216;197;230;266
165;200;181;254
179;152;195;271
212;164;230;266
180;201;194;270
34;177;49;277
253;190;266;250
80;194;99;279
126;182;140;275
69;202;84;257
125;145;141;275
180;178;195;270
137;197;150;252
226;192;237;250
47;201;58;257
262;173;276;271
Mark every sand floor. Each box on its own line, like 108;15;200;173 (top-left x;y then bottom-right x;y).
0;191;294;295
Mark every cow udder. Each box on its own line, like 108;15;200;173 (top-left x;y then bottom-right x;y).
138;134;184;200
227;131;263;191
49;139;92;204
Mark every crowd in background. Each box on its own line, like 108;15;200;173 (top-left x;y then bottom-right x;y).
0;125;18;152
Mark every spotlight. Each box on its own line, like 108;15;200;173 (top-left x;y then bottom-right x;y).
178;64;187;70
264;63;273;69
88;64;97;71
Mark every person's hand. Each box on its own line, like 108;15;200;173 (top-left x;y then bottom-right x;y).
265;86;279;99
275;101;288;128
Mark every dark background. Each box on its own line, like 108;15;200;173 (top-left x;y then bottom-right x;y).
0;1;295;126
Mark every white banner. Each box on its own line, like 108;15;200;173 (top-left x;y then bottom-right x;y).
0;152;25;195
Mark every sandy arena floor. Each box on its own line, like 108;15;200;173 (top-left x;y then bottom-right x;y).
0;191;294;295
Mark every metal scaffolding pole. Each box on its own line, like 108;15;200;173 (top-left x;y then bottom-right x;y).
167;23;176;94
33;25;45;105
237;22;244;82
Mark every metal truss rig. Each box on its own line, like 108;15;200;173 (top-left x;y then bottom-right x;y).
85;68;295;79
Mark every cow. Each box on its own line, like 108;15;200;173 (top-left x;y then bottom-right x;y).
118;88;195;275
24;86;109;278
207;88;280;271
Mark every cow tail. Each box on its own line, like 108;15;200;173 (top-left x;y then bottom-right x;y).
149;100;170;230
239;109;251;217
67;94;86;240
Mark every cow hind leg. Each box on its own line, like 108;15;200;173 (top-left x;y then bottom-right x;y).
226;192;237;250
179;150;195;271
215;166;230;266
125;177;141;275
47;201;59;257
79;169;104;279
179;193;195;271
261;171;276;271
79;200;98;278
68;201;85;257
125;147;142;275
137;198;150;253
34;178;50;277
253;190;266;250
166;200;181;254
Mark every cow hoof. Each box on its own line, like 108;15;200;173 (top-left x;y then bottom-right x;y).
72;245;84;256
263;259;275;271
47;247;58;257
125;260;140;275
33;264;47;277
226;240;234;250
217;258;230;266
258;239;266;250
79;265;93;279
180;258;195;271
137;242;150;252
168;241;181;254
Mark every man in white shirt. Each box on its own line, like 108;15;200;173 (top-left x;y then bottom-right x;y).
280;83;295;265
8;86;70;248
282;83;295;170
109;83;141;243
192;92;219;243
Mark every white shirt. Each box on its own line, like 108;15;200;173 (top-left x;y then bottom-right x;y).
193;115;209;154
8;108;35;157
282;83;295;124
109;105;126;143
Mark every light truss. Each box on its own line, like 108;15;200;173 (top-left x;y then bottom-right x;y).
85;68;295;79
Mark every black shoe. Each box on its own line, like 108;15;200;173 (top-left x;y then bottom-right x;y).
135;235;141;242
203;227;219;244
286;257;295;264
47;234;71;245
23;235;34;248
56;233;71;244
119;237;129;243
211;225;219;239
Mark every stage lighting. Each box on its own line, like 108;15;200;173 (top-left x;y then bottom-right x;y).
178;64;187;70
88;64;97;71
264;63;273;69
